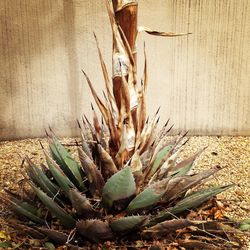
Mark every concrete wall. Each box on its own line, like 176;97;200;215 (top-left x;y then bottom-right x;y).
0;0;249;140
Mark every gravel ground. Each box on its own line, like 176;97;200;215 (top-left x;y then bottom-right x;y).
0;136;249;249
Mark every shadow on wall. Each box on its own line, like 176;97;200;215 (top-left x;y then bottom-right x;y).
0;0;80;140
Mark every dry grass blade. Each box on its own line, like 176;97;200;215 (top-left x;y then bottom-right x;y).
82;70;109;124
93;33;118;116
143;42;148;91
91;103;101;141
136;84;146;148
139;112;160;154
83;114;97;142
138;26;191;37
106;104;119;151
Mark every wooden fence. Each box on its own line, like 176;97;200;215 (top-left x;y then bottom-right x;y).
0;0;249;140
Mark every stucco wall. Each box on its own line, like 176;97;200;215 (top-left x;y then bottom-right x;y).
0;0;249;140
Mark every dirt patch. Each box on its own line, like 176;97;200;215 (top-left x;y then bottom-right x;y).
0;136;249;249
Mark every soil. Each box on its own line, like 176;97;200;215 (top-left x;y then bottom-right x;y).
0;136;249;249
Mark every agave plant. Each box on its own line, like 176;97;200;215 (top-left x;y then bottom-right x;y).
0;0;241;249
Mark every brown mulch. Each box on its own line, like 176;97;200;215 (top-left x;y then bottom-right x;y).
0;136;250;249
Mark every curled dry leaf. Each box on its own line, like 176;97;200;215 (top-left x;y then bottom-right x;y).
138;26;191;37
76;220;113;243
142;219;194;239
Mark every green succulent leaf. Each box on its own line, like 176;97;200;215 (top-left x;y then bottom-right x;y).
45;152;75;194
26;157;59;198
148;145;172;177
102;166;136;210
110;215;147;233
170;184;233;214
0;194;45;224
49;136;86;191
127;178;169;212
9;197;39;216
34;167;60;196
127;187;163;212
173;162;193;177
14;205;45;224
31;184;76;228
163;166;221;202
151;184;233;225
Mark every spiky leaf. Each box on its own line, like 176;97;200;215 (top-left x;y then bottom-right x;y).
68;188;100;219
8;195;40;216
82;69;109;123
127;178;169;212
78;147;105;198
97;144;118;180
45;152;75;194
31;184;76;228
170;184;233;215
0;194;45;224
151;184;233;225
110;215;147;233
102;166;136;210
26;157;59;198
49;137;85;191
12;204;45;224
163;166;222;202
148;145;172;177
169;148;205;177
